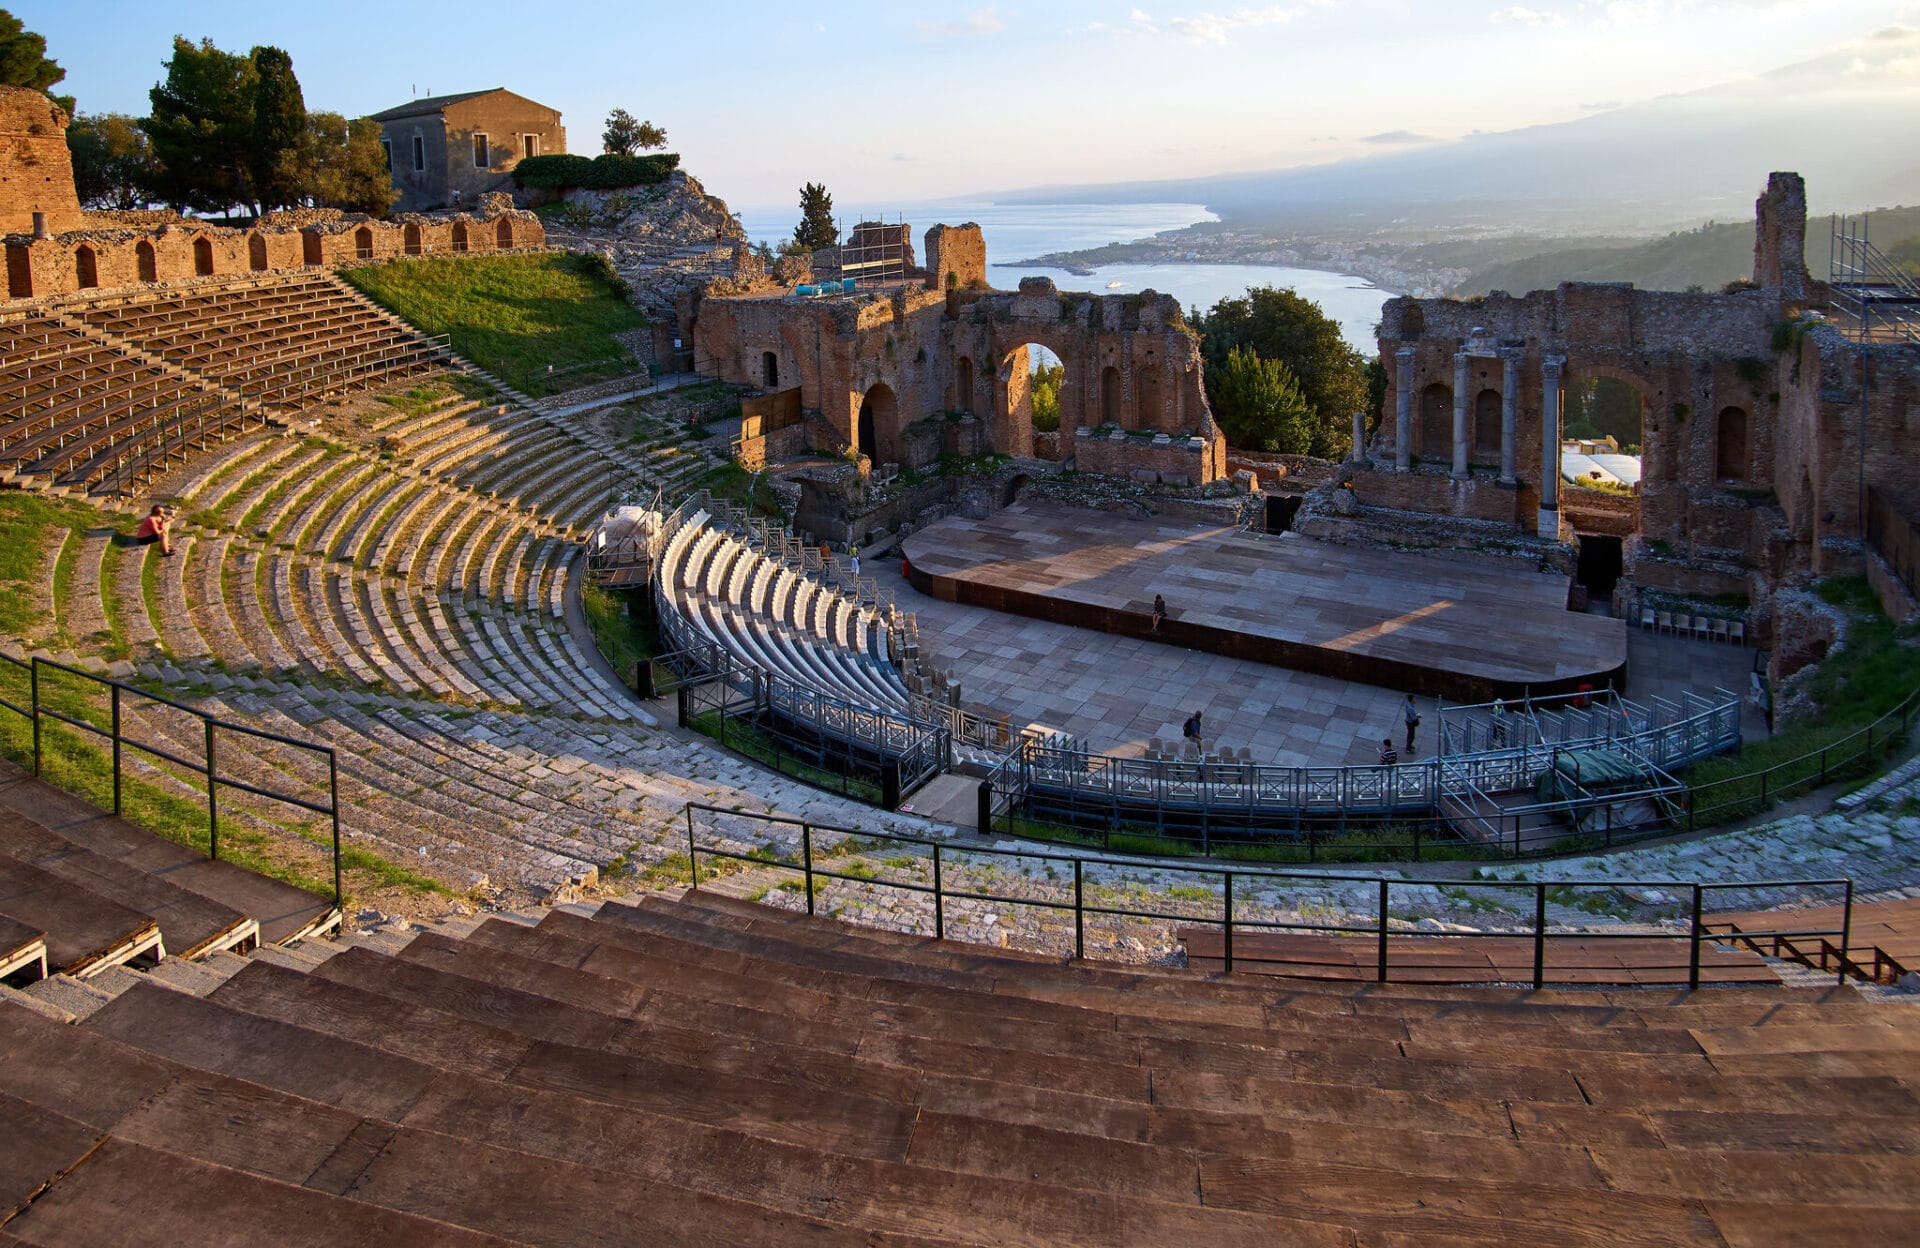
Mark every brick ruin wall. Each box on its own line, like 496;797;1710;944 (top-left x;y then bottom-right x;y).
923;223;987;291
688;255;1226;483
0;87;83;235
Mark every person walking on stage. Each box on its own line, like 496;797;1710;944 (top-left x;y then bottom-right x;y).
1403;694;1421;756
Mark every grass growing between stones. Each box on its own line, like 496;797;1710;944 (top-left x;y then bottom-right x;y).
342;254;646;398
1686;576;1920;827
0;493;100;641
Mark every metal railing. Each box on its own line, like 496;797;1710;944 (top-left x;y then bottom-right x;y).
1686;685;1920;828
682;804;1855;990
0;653;343;908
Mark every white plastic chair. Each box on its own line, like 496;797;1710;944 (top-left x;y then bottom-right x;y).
1656;610;1673;635
1711;618;1731;644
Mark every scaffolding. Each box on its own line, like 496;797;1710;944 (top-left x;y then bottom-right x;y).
836;217;913;289
1828;213;1920;346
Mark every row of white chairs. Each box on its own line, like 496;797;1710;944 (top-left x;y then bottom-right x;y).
1640;608;1745;645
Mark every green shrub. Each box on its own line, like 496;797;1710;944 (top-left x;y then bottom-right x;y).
513;152;679;191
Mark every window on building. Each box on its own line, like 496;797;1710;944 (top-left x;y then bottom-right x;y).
380;139;392;172
473;133;490;168
412;134;424;172
522;134;539;160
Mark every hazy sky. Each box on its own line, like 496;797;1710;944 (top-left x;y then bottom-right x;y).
24;0;1920;211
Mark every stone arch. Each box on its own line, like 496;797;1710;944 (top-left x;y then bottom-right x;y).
1716;405;1749;482
450;221;469;253
1099;365;1120;426
761;350;778;388
1002;472;1031;507
954;356;974;413
403;222;423;256
192;236;215;276
1135;363;1162;430
248;232;268;271
302;232;322;266
136;239;157;283
1473;388;1501;457
857;383;896;464
1417;382;1452;460
353;227;374;259
74;245;98;290
494;218;514;249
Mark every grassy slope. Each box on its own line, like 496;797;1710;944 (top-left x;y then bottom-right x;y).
1456;205;1920;296
342;253;647;397
0;492;102;642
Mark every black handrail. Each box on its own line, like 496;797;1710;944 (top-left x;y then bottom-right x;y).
1686;684;1920;826
682;802;1855;990
0;652;343;908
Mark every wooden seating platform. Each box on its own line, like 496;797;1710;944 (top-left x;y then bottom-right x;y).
1709;896;1920;986
1178;927;1783;985
2;882;1915;1244
0;767;337;979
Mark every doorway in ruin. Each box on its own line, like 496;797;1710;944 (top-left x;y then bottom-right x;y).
954;356;974;413
353;227;374;260
302;232;322;266
857;383;895;464
403;223;423;256
193;236;214;276
1575;534;1624;607
136;240;157;283
1473;388;1502;460
5;244;29;298
1561;376;1643;504
450;222;469;253
74;246;98;289
1099;365;1120;426
248;232;268;271
495;218;514;249
1134;363;1161;429
761;351;778;388
1266;494;1303;534
1002;473;1030;507
1003;343;1063;442
1716;406;1749;482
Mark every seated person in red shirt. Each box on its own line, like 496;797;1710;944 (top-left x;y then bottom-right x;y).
133;505;174;556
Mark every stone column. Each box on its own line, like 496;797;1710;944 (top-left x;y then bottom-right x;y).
1451;352;1470;479
1538;354;1565;539
1393;347;1414;472
1499;351;1520;485
1351;411;1367;463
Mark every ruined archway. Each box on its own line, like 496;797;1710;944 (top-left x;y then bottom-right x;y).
1135;362;1162;430
857;383;896;464
954;356;974;413
302;232;322;266
495;218;514;249
5;244;29;298
1473;388;1502;458
74;245;98;290
1716;406;1749;482
1417;383;1451;462
136;239;157;283
248;232;268;271
404;222;423;256
353;227;374;260
761;351;778;388
1099;365;1120;426
192;236;215;277
450;221;469;253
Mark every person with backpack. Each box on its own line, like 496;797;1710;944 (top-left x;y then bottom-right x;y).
1403;694;1421;755
1182;710;1204;751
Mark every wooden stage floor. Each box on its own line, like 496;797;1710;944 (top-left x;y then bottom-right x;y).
901;501;1627;701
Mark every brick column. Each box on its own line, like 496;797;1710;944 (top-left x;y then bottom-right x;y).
1538;354;1565;539
1500;351;1520;485
1394;347;1414;472
1451;352;1471;479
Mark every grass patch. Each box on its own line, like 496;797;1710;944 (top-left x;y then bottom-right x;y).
583;582;657;684
693;462;783;523
95;541;131;661
685;709;885;804
0;493;99;639
375;379;461;420
1687;576;1920;825
342;254;647;397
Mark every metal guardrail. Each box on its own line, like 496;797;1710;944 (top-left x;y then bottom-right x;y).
0;653;344;908
1686;685;1920;828
683;803;1855;990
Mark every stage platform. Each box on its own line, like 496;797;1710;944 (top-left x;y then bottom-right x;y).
901;502;1627;702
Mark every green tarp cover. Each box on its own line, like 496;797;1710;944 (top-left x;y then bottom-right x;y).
1536;748;1649;802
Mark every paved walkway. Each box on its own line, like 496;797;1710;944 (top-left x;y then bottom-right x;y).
543;373;703;419
877;553;1760;764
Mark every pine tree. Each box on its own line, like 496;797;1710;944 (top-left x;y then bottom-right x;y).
794;182;837;252
602;108;666;156
144;37;258;214
0;9;70;113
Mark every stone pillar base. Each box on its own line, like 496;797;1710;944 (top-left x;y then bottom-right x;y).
1537;506;1560;540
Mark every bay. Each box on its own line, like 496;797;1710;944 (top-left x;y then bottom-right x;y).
737;200;1388;352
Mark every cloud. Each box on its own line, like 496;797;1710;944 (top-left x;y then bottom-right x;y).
1358;130;1436;144
917;6;1005;38
1488;5;1568;25
1579;99;1624;110
1164;6;1314;45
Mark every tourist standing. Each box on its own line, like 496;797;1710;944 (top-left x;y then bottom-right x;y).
1490;699;1509;747
1182;710;1204;753
1403;695;1421;755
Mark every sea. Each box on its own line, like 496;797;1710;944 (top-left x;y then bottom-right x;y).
736;201;1388;353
